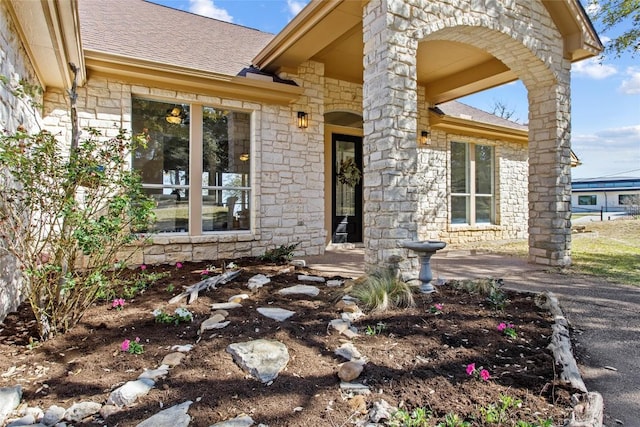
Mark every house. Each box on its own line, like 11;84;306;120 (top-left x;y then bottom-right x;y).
0;0;602;317
572;177;640;214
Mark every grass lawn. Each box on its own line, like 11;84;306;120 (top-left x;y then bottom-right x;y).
451;218;640;286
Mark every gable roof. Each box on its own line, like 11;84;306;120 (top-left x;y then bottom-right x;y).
78;0;274;77
435;101;527;131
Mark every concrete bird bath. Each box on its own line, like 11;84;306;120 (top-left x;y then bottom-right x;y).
401;240;447;293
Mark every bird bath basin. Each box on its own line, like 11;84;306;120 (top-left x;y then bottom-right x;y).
401;240;447;293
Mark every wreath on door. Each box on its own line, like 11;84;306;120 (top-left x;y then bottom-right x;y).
337;157;362;187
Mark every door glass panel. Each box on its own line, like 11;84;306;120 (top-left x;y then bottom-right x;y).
335;140;357;217
475;144;493;194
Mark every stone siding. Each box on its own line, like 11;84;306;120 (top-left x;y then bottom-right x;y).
43;71;328;265
0;2;43;321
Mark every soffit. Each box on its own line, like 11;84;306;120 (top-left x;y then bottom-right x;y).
5;0;85;89
255;0;602;104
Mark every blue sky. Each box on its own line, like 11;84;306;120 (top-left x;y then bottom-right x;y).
150;0;639;180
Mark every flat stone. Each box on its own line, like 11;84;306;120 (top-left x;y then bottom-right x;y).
226;339;289;383
211;310;229;318
257;307;295;321
171;344;194;352
138;366;169;381
162;352;186;367
338;361;365;382
289;259;306;268
99;404;121;419
200;315;229;333
200;320;230;332
107;378;155;407
228;293;249;303
7;414;36;426
339;382;371;395
136;400;192;427
341;311;365;322
277;285;320;297
326;279;343;287
369;399;397;423
211;302;242;310
42;405;66;426
329;319;350;333
64;401;102;423
335;343;363;361
297;274;325;283
0;385;22;425
209;414;255;426
247;274;270;290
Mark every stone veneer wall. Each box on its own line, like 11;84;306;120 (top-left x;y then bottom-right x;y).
42;67;327;266
0;2;42;321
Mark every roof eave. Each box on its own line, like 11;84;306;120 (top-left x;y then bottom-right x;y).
430;111;528;144
5;0;85;90
85;51;303;105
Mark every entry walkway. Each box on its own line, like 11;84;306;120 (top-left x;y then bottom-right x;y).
305;248;640;426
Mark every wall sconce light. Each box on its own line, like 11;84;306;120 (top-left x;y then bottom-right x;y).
297;111;308;129
166;105;187;125
420;130;431;145
239;153;249;161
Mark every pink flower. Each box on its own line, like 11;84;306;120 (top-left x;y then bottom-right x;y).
120;339;130;352
135;337;140;343
497;322;507;331
466;363;475;376
176;262;183;269
434;303;443;310
201;270;209;276
140;264;147;270
480;369;491;381
112;298;125;309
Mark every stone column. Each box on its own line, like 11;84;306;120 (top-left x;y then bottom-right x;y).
362;0;420;275
527;61;573;266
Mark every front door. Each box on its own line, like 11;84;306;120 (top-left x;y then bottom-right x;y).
332;134;363;243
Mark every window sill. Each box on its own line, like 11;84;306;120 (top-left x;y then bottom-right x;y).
448;224;502;232
140;231;257;245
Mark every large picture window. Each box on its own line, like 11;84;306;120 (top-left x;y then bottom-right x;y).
578;195;597;206
132;98;251;234
450;142;494;225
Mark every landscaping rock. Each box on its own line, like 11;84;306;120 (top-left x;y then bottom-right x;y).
171;344;194;352
136;400;192;427
99;404;121;419
297;274;325;283
338;360;365;382
107;378;155;407
211;302;242;310
339;382;371;395
227;339;289;383
247;274;270;290
277;284;320;297
209;414;255;426
368;399;396;423
6;413;36;426
228;293;249;303
138;366;169;381
63;401;102;423
162;352;186;367
42;405;65;426
335;342;363;361
326;279;343;287
200;315;229;333
256;307;295;321
0;385;22;425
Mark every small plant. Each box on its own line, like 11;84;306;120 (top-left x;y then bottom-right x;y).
259;242;300;263
436;413;471;427
429;303;444;314
497;322;517;338
350;268;415;312
480;394;522;424
390;407;432;426
120;337;144;354
466;363;491;381
166;284;175;293
486;286;508;311
122;271;170;299
365;322;386;336
111;298;125;311
152;307;193;325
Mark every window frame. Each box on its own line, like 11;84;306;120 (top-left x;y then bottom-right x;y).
131;97;253;235
450;141;495;226
578;195;597;206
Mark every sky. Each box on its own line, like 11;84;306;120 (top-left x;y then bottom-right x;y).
150;0;639;180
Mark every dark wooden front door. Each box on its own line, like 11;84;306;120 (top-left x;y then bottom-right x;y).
332;134;363;243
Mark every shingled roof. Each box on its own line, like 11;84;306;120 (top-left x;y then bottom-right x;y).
434;100;527;131
78;0;274;76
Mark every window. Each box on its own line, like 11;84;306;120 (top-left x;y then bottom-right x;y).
132;98;251;234
619;194;639;205
578;195;597;206
450;142;494;225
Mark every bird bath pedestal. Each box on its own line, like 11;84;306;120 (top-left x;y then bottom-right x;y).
401;240;447;293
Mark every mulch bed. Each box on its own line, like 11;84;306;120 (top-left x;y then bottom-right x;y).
0;258;577;426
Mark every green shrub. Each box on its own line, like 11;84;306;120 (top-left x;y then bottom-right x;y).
351;268;415;312
0;74;155;339
259;242;299;263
